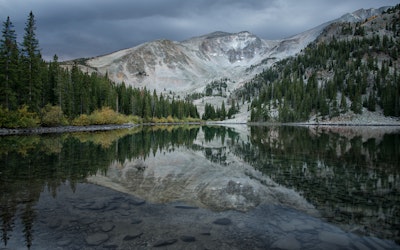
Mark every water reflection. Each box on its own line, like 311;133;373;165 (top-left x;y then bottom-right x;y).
243;125;400;242
201;126;241;165
0;125;399;248
0;126;201;248
0;133;119;248
89;125;314;213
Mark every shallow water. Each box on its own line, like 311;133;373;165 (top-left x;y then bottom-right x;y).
0;125;399;249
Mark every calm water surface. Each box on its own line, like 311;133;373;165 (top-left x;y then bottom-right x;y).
0;125;399;249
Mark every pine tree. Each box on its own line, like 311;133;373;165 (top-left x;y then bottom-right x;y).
202;103;216;120
20;11;42;112
0;16;19;110
142;90;152;120
151;89;158;118
340;93;348;113
351;91;362;114
220;101;226;120
228;99;238;118
46;54;59;106
366;91;376;111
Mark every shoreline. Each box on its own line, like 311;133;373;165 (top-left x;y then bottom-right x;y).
0;124;137;136
287;122;400;127
1;121;400;136
246;121;400;127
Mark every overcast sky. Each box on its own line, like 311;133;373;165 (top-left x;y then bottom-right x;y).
0;0;398;61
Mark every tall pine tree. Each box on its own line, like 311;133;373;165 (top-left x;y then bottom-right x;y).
0;16;19;110
47;54;60;106
20;11;42;112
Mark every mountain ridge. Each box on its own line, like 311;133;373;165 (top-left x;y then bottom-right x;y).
75;27;321;95
70;7;387;93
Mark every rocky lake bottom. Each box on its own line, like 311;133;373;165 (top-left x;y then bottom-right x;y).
2;182;397;250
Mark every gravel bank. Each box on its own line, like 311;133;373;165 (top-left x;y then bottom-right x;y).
0;124;136;135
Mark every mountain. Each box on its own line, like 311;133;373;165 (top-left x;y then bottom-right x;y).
248;5;400;124
77;31;298;95
67;6;395;122
71;25;332;96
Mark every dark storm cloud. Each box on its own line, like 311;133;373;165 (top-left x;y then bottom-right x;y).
0;0;398;61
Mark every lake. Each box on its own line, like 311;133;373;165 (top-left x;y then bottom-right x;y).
0;125;399;249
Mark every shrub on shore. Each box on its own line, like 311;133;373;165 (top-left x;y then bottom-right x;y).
0;105;40;128
40;105;68;127
72;107;129;126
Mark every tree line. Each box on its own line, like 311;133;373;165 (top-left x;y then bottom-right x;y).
0;12;200;128
201;100;239;120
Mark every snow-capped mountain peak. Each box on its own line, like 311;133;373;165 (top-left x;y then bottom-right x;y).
69;6;387;112
83;29;318;95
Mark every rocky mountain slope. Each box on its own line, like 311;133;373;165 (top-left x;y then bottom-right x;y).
81;30;307;95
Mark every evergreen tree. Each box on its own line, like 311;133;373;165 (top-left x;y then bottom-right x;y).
151;89;158;118
20;11;42;112
202;103;216;120
142;89;152;120
366;91;376;111
340;93;347;113
350;92;362;114
220;101;226;120
228;99;238;118
46;54;59;106
0;16;19;110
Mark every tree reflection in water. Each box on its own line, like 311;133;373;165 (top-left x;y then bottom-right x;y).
241;126;400;243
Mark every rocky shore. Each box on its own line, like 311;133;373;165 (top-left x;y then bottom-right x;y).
0;124;136;135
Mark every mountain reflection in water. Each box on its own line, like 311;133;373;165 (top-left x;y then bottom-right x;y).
0;125;399;248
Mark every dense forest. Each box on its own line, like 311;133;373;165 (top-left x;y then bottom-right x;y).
245;5;400;122
0;12;199;128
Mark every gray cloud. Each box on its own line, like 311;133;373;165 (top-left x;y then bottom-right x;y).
0;0;398;61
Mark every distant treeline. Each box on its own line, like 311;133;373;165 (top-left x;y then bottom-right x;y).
0;12;199;128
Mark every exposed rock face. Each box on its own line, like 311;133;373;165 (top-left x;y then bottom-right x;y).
81;30;316;95
339;7;389;22
198;31;267;63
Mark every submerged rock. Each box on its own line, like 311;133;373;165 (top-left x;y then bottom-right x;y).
180;235;196;242
101;222;115;232
153;238;177;247
123;232;143;241
213;218;232;226
85;233;109;246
